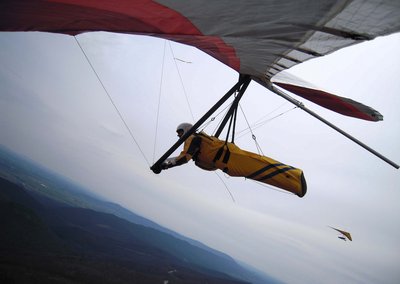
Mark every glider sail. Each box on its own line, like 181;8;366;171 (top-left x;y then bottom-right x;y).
1;1;399;86
1;0;399;118
1;0;399;168
330;227;352;241
274;82;383;122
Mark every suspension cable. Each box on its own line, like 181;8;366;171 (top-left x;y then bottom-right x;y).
250;179;293;195
238;104;264;155
251;101;289;126
152;40;194;160
74;36;151;167
198;103;231;133
214;172;236;203
212;103;230;136
169;41;195;122
236;105;297;138
153;40;167;163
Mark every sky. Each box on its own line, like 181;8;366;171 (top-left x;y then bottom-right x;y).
1;31;399;284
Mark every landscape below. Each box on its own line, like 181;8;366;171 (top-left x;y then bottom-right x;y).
0;146;280;284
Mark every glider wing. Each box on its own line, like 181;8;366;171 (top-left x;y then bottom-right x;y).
1;0;399;120
330;227;352;241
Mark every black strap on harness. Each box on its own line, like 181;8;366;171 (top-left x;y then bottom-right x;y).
214;77;249;142
212;75;251;165
189;134;202;161
213;147;224;162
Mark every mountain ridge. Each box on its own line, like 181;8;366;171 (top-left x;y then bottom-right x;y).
0;177;250;283
0;145;282;284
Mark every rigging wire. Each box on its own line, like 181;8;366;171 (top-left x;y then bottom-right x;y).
198;102;232;134
199;92;298;199
238;103;264;156
238;103;297;196
202;94;238;136
214;172;236;203
251;101;290;126
236;105;297;139
74;36;151;167
250;179;293;195
168;41;195;122
153;40;167;163
152;40;194;160
200;99;238;202
164;43;236;202
174;57;192;64
150;41;238;202
212;101;233;136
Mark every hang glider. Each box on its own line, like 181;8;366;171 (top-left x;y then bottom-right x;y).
1;0;399;168
330;227;352;241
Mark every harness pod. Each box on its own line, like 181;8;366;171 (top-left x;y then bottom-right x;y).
193;132;307;197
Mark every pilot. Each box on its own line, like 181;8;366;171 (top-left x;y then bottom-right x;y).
161;123;204;170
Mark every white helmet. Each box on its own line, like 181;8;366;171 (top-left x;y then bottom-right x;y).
176;123;193;135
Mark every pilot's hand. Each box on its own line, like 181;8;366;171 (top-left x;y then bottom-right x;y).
161;161;171;170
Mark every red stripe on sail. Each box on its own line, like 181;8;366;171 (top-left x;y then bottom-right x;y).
275;82;382;121
1;0;240;70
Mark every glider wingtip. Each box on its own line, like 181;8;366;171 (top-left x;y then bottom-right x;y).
372;111;383;122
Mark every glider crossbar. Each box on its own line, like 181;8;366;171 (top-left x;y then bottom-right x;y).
151;75;251;173
255;78;399;169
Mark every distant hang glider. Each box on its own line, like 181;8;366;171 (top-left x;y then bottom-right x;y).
1;0;399;169
330;227;352;241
